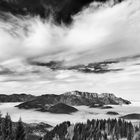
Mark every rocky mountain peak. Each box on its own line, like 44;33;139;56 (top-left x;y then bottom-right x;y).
99;93;116;98
63;90;117;99
63;90;98;98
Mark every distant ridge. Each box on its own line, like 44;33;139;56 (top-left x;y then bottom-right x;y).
120;113;140;120
0;93;36;102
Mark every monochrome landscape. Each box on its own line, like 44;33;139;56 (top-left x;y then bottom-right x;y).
0;0;140;139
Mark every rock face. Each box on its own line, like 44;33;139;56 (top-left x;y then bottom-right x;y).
62;91;131;105
0;94;36;102
16;91;131;112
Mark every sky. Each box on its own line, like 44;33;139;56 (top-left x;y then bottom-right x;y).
0;0;140;100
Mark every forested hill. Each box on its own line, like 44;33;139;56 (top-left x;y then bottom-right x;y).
0;113;52;140
0;0;124;24
44;118;140;140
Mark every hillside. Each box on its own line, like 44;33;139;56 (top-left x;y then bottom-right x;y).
16;91;131;112
0;113;52;140
120;113;140;120
44;118;137;140
39;103;78;114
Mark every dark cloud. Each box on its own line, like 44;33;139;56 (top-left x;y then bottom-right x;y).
30;54;140;74
30;59;123;74
0;0;139;100
30;61;64;71
0;66;15;75
0;0;122;24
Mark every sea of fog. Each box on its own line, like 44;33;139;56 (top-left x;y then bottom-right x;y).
0;102;140;126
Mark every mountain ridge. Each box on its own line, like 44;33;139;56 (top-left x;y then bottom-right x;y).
0;91;130;105
16;91;131;113
0;93;36;102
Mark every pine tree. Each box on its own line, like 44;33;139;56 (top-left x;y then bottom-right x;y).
127;123;134;140
2;113;14;140
0;112;3;140
15;118;26;140
0;112;2;136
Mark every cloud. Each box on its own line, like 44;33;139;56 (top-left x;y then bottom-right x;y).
0;0;140;99
0;55;139;100
0;0;139;65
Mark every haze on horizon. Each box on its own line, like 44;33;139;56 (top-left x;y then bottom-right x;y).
0;0;140;100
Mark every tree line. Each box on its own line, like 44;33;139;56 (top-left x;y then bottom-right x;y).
0;112;140;140
0;113;26;140
44;118;140;140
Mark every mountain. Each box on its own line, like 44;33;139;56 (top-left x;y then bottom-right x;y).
63;91;131;105
0;94;36;102
16;91;131;112
120;113;140;120
39;103;78;114
0;0;124;24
